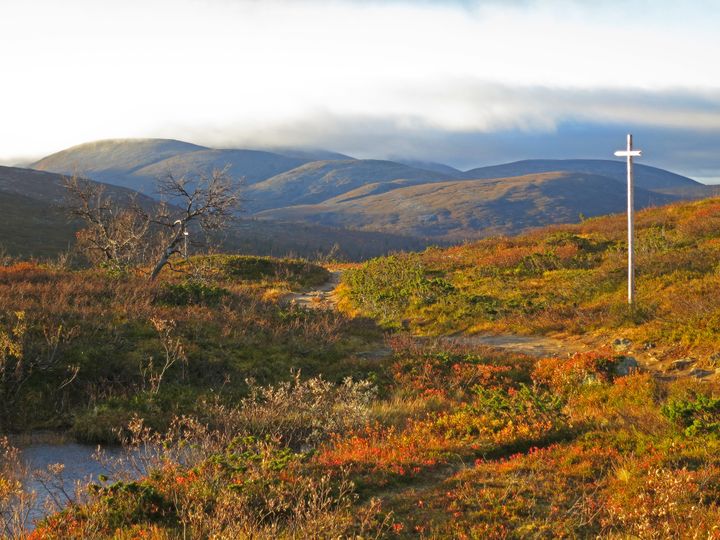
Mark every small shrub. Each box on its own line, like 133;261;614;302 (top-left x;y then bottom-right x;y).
219;255;330;288
390;349;528;401
156;281;229;306
341;254;427;325
435;384;567;451
201;373;376;449
533;349;618;396
662;393;720;436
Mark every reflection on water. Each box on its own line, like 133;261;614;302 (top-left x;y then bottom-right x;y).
16;436;124;529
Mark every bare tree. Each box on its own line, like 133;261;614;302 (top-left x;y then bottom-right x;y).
63;175;151;270
149;167;240;280
64;168;240;279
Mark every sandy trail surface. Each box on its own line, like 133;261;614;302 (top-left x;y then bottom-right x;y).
285;271;341;309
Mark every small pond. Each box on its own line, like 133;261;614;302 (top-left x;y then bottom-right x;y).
12;434;126;529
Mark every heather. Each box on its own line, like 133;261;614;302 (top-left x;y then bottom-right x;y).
340;196;720;355
15;340;720;538
5;197;720;537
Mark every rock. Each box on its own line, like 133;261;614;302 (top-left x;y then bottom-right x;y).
689;368;714;379
615;356;639;376
669;357;696;371
612;338;632;352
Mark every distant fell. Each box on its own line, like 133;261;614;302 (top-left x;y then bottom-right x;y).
245;159;451;211
31;138;321;196
130;149;309;191
395;159;464;178
258;171;677;240
265;147;354;161
32;139;207;180
463;159;707;196
28;139;711;246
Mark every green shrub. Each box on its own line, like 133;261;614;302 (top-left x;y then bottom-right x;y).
471;384;565;427
89;480;173;530
662;394;720;436
342;254;434;325
220;255;329;288
157;281;229;306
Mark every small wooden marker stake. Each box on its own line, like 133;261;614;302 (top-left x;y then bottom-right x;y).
614;134;642;305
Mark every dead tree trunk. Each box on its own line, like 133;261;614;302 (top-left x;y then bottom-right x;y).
149;222;185;281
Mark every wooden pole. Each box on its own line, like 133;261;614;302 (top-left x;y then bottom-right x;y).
627;134;634;305
614;134;642;305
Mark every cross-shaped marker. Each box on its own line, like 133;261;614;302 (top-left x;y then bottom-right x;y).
614;134;642;305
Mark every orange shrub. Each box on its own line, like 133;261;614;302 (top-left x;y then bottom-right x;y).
315;421;452;484
0;262;54;284
533;349;618;396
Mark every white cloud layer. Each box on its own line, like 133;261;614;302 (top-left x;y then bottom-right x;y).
1;0;718;166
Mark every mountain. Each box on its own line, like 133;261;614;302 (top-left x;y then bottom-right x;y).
462;159;710;197
257;172;677;240
29;139;710;246
395;159;464;177
32;139;207;186
129;149;309;192
31;139;345;196
244;159;451;211
264;148;354;161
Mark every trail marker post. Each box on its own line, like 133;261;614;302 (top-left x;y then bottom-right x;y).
614;134;642;305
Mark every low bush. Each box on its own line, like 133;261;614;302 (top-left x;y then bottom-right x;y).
662;393;720;436
200;373;376;449
533;349;618;396
216;255;330;289
34;401;391;539
156;280;229;306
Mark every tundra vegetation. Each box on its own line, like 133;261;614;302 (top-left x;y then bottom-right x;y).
2;197;720;537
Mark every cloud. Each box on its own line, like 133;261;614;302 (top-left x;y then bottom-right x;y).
156;83;719;178
1;0;718;179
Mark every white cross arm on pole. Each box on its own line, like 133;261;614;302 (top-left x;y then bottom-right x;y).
614;150;642;157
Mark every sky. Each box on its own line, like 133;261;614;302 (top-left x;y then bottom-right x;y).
1;0;719;181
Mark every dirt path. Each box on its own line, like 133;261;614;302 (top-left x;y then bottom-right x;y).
436;333;592;358
286;271;342;309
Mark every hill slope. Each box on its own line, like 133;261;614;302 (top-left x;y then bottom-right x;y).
0;165;428;260
463;159;709;196
30;140;710;242
15;192;720;538
130;149;309;191
0;166;161;257
32;139;207;184
244;159;452;211
258;172;676;239
340;193;720;351
31;139;323;195
396;159;464;177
